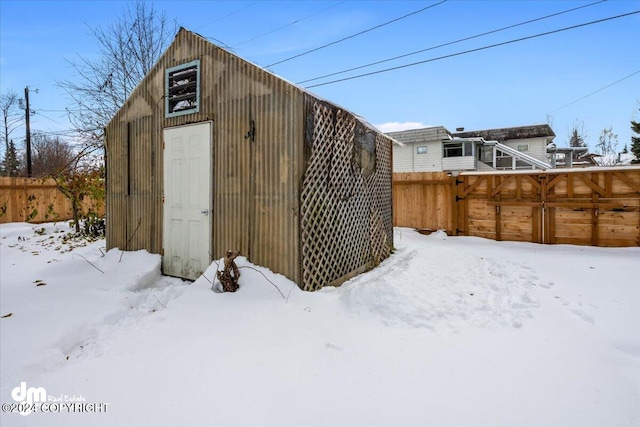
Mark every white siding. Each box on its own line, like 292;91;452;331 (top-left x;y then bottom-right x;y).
504;137;548;163
393;144;414;172
413;141;442;171
476;160;494;171
442;156;476;171
393;141;443;172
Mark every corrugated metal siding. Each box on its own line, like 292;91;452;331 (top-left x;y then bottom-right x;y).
129;117;155;251
211;50;304;284
213;61;251;268
251;77;303;281
106;29;304;284
105;123;127;248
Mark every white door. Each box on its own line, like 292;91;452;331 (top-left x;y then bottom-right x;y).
163;122;212;280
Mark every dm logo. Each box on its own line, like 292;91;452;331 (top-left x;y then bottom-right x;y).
11;382;46;416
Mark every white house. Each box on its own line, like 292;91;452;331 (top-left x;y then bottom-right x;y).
389;124;556;173
388;126;451;172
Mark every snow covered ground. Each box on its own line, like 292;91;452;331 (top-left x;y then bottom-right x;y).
1;222;638;427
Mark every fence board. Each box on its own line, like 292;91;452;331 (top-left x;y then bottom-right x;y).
393;167;640;247
0;177;104;224
393;172;454;233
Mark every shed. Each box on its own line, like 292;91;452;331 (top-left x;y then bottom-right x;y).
105;28;394;291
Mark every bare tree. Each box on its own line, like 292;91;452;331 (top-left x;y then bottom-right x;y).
53;151;105;235
595;127;619;166
27;133;76;177
18;134;105;234
58;0;173;149
1;90;23;176
545;113;554;130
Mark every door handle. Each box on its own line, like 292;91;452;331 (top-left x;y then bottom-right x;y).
201;210;209;216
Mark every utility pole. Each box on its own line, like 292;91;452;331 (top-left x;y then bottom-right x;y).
24;86;32;177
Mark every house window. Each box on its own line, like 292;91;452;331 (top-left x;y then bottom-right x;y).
443;141;474;157
517;144;529;152
416;146;427;154
166;60;200;118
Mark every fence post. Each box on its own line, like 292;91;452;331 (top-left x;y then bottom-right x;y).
540;174;550;244
591;193;599;246
450;174;458;235
457;175;467;235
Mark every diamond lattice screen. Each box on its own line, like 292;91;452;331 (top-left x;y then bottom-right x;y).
299;102;392;291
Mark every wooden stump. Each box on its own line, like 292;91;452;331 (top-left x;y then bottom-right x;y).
217;250;240;292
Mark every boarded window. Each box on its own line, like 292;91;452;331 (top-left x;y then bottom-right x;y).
416;146;427;154
166;60;200;118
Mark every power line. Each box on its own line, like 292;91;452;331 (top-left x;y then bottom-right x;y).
265;0;448;68
548;70;640;114
33;111;66;126
31;129;78;136
233;1;347;47
298;0;607;85
196;1;261;31
203;35;234;51
305;10;640;89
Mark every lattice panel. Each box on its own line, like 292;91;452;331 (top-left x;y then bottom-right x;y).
300;102;393;291
368;133;394;246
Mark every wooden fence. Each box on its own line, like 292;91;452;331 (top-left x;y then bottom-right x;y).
393;172;456;233
393;167;640;247
0;177;105;224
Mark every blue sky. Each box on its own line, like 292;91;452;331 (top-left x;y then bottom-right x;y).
1;0;638;154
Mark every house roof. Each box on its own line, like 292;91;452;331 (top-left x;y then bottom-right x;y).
385;126;452;145
451;124;556;142
547;145;589;153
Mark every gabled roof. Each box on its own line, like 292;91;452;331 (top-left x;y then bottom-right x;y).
110;27;393;141
451;124;555;142
385;126;452;145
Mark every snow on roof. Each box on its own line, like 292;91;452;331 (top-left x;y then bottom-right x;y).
452;124;556;141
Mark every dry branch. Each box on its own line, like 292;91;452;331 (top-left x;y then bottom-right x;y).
216;250;240;292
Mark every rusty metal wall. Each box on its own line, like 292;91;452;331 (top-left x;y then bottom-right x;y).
212;47;305;284
106;29;305;284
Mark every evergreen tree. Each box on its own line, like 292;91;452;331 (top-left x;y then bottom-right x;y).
2;139;20;177
631;112;640;161
567;121;588;161
569;128;586;148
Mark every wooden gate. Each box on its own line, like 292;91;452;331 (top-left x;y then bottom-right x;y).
455;169;640;247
